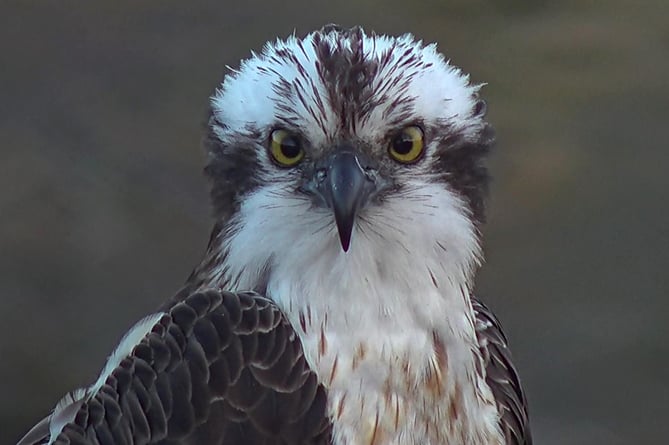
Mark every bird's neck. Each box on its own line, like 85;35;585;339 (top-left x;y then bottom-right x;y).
194;181;486;371
197;182;483;331
190;182;504;443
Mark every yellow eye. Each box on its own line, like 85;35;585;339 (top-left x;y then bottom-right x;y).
269;129;304;167
389;126;424;163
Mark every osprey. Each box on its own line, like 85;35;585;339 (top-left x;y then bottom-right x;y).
18;26;531;445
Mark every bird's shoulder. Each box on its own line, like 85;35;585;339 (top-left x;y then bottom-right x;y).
471;296;532;445
18;290;331;445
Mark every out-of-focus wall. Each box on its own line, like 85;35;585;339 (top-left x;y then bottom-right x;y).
1;1;667;443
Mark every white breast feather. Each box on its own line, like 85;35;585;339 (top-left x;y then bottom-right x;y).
220;179;504;445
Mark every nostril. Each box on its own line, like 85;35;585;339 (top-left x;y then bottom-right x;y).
315;168;327;182
356;156;379;174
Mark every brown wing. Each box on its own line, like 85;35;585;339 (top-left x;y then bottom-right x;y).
17;290;332;445
472;297;532;445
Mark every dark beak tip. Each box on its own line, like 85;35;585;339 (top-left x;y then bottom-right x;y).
340;237;351;252
336;221;353;252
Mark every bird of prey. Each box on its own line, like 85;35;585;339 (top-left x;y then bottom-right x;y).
18;25;531;445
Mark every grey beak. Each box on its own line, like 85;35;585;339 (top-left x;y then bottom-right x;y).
316;151;377;252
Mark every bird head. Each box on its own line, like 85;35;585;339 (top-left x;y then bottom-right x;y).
202;26;492;290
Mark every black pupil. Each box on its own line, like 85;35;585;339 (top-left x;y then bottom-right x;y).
281;137;301;158
393;134;414;155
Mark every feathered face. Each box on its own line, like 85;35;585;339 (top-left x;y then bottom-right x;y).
204;26;492;268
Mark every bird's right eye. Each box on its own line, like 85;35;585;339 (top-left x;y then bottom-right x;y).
269;129;304;167
389;125;424;164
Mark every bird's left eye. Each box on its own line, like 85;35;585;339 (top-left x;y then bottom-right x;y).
269;129;304;167
389;126;424;163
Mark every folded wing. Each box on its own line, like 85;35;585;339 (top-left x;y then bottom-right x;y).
472;297;533;445
18;290;332;445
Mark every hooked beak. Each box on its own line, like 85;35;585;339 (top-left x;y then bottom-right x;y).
311;150;378;252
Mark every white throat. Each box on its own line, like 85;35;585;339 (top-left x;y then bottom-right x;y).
214;179;503;444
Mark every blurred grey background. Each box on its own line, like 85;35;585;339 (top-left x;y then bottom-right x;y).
1;1;667;444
